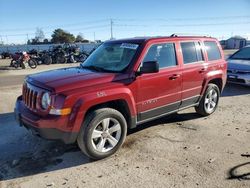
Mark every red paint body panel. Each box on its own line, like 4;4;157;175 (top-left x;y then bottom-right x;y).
15;36;227;143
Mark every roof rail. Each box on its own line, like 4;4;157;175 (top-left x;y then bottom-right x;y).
170;33;211;38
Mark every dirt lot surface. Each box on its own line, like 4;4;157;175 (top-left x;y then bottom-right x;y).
1;55;250;188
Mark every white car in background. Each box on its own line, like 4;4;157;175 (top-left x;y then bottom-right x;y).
227;46;250;86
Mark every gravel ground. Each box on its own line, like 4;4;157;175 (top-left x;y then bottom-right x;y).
0;56;249;188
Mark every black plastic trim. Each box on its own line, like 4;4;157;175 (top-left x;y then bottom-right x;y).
138;101;181;122
137;95;200;124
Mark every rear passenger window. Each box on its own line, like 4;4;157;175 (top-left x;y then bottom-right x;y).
204;41;221;61
143;43;177;69
181;42;204;64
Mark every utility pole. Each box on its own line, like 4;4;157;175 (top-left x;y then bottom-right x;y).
5;35;8;45
0;35;3;45
26;34;29;43
110;19;113;40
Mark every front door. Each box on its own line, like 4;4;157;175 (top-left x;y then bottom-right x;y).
136;42;182;123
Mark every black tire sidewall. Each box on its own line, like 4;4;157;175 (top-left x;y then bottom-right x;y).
202;84;220;115
28;59;37;69
43;55;52;65
78;108;127;160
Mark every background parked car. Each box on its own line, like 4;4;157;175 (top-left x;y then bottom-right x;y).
1;51;12;59
227;46;250;86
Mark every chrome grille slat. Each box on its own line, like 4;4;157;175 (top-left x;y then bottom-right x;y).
33;91;38;109
28;89;32;108
26;88;30;106
22;83;42;111
29;90;33;108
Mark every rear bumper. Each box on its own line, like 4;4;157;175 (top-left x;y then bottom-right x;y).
15;96;78;144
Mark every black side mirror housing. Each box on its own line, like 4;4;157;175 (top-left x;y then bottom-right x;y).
139;61;159;74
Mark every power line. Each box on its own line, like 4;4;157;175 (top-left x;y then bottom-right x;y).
2;15;250;33
160;21;250;27
3;25;110;37
114;15;250;22
0;19;109;32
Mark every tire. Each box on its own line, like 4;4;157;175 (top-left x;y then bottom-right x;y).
79;54;87;62
28;59;37;69
195;83;220;116
56;53;66;64
56;55;66;64
13;61;19;69
10;60;15;67
42;55;52;65
77;108;127;160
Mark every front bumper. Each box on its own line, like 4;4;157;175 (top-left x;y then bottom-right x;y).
15;96;78;144
227;73;250;86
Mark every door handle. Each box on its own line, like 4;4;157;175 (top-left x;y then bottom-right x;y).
169;74;180;80
199;68;207;73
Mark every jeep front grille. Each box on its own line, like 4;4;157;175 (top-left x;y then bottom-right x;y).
23;83;40;110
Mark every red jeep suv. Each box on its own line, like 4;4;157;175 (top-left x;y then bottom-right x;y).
15;35;227;159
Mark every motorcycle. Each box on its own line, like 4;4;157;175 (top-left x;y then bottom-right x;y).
28;49;52;65
74;51;88;62
10;52;37;69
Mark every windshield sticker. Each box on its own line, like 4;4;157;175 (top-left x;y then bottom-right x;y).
120;43;139;50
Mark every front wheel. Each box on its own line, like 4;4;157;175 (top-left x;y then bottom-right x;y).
77;108;127;160
12;60;19;69
195;83;220;116
28;59;37;69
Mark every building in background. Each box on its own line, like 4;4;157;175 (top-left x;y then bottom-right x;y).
224;36;247;49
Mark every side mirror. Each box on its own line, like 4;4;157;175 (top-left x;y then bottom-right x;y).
139;61;159;74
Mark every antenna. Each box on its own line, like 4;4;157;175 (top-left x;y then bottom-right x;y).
110;19;114;40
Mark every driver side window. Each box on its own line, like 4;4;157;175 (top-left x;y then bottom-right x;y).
143;43;177;69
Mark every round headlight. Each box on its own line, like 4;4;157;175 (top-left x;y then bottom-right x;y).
41;92;51;110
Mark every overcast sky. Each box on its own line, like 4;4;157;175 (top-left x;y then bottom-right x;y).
0;0;250;44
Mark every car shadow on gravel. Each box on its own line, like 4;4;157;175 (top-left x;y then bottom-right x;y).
0;65;19;70
128;112;202;135
0;111;202;181
0;112;90;181
222;83;250;97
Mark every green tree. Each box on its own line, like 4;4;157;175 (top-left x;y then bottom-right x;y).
75;33;84;42
43;39;49;43
51;29;75;43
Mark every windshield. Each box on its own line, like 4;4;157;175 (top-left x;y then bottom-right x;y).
80;42;139;72
230;47;250;60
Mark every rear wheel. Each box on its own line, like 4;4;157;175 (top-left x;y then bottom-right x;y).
56;53;66;64
195;83;220;116
28;59;37;69
77;108;127;160
42;55;52;65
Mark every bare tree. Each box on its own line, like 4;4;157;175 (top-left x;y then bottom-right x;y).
35;28;45;42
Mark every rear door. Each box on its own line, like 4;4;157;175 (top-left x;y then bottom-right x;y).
179;41;206;108
136;41;182;123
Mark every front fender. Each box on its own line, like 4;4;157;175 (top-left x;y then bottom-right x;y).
71;87;136;132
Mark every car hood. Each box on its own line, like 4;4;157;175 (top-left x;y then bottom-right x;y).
227;59;250;71
27;67;128;93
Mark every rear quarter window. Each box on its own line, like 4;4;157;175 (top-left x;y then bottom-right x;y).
204;41;222;61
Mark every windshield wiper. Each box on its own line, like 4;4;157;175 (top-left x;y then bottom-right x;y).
80;64;119;73
80;65;106;72
230;57;250;60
